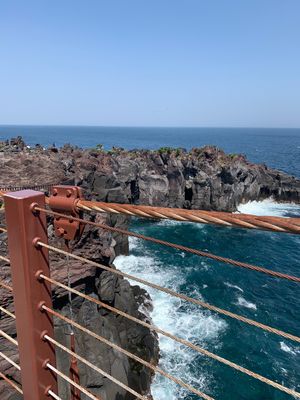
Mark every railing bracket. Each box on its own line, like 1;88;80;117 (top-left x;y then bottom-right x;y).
49;186;84;241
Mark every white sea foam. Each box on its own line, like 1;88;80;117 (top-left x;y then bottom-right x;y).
115;251;227;399
280;342;300;356
120;198;300;398
128;236;140;250
224;282;244;293
156;219;183;227
237;198;300;217
156;218;205;229
236;296;257;310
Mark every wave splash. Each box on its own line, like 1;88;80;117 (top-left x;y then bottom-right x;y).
280;341;300;356
237;198;300;217
114;244;227;400
115;199;300;399
236;296;257;310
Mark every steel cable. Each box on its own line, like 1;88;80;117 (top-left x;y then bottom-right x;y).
35;207;300;283
0;351;22;395
0;280;13;292
42;305;214;400
46;363;101;400
1;192;299;397
3;187;300;233
0;227;7;233
0;351;20;371
0;324;60;400
43;334;150;400
0;255;10;263
38;241;300;344
48;389;63;400
77;200;300;234
0;371;23;395
0;306;15;319
39;274;300;399
0;330;18;346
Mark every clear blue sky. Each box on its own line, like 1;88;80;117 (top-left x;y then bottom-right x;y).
1;0;300;127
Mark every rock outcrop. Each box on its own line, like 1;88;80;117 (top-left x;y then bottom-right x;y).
0;138;300;399
1;141;299;212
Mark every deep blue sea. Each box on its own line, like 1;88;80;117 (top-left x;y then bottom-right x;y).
1;125;300;177
1;126;300;399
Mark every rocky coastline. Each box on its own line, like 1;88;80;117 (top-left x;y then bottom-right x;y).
0;136;300;399
1;136;299;211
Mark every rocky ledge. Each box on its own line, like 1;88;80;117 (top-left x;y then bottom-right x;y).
0;137;300;399
1;136;299;211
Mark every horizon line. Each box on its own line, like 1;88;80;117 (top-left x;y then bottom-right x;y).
1;124;300;130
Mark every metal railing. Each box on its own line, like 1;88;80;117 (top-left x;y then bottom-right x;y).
0;186;299;400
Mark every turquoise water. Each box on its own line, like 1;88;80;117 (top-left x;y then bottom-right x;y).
116;206;300;400
1;126;300;399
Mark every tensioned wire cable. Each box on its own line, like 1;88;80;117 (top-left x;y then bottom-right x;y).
2;196;299;396
0;349;23;395
0;371;23;395
43;333;150;400
46;362;101;400
48;389;63;400
0;282;213;400
0;327;62;399
0;306;15;319
0;265;145;400
4;241;297;345
2;188;300;233
35;207;300;282
0;350;20;371
41;304;214;400
0;255;10;263
0;280;13;291
38;273;300;399
2;242;299;393
0;353;61;399
0;329;18;346
37;241;300;344
3;244;300;393
76;199;300;233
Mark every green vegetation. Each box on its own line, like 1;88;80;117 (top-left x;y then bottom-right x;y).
157;147;184;156
158;146;173;154
96;143;104;151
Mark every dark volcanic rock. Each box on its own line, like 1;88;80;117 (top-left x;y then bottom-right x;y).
0;139;300;399
0;142;299;211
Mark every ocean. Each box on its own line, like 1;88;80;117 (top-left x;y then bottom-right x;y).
1;126;300;399
1;126;300;177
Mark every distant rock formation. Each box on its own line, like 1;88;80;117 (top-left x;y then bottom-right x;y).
1;138;300;399
1;139;299;211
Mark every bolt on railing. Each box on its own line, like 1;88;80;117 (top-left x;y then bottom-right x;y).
0;186;300;400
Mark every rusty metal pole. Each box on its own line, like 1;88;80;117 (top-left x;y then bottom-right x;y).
4;190;57;399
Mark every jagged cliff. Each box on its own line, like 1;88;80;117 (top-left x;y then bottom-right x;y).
0;137;300;399
1;137;299;211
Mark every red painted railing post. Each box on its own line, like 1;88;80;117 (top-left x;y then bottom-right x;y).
4;190;57;399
